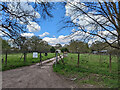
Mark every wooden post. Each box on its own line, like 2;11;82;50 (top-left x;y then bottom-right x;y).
78;53;80;66
5;51;7;66
55;51;58;67
2;58;4;63
109;54;112;73
56;52;58;63
40;52;42;65
24;52;26;62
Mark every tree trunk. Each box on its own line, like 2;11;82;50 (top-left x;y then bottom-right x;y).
40;53;42;65
24;52;26;62
56;52;58;63
2;58;4;64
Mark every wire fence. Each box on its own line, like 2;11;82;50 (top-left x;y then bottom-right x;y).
1;49;119;74
1;50;56;71
62;52;119;74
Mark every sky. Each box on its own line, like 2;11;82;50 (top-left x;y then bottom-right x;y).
18;2;75;46
34;3;71;38
1;1;117;46
1;2;73;46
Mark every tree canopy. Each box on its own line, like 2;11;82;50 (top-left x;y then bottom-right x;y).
0;2;54;41
64;1;120;50
67;40;89;53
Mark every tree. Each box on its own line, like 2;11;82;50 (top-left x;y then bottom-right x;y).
67;40;89;53
39;40;51;52
0;2;54;41
61;47;69;53
24;36;51;52
2;39;10;51
55;43;62;49
90;41;108;51
14;36;28;51
64;1;120;50
50;47;56;53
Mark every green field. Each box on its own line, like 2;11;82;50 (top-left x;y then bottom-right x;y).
53;53;119;88
2;53;55;71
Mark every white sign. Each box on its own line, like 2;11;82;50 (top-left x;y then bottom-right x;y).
33;52;38;58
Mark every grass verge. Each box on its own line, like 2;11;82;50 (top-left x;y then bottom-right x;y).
2;53;55;71
53;53;118;88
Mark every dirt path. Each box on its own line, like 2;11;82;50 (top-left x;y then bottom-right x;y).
2;58;77;88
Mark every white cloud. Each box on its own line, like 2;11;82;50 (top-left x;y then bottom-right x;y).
65;1;113;32
53;35;56;38
39;32;50;37
0;27;7;36
21;33;34;37
71;29;76;32
7;2;41;32
65;1;117;45
43;31;90;46
42;30;109;46
43;35;70;46
7;2;40;20
27;21;41;32
0;31;3;36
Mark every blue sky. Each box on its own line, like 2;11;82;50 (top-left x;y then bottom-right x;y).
23;2;75;46
1;2;74;46
1;1;117;46
33;2;71;38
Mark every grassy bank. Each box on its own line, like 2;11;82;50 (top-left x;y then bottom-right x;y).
2;53;55;71
53;53;118;88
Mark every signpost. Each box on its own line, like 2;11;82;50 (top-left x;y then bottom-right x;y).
40;52;42;66
33;52;38;58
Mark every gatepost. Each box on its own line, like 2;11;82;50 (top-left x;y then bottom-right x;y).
55;51;58;67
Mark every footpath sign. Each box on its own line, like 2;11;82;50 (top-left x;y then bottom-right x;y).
33;52;38;58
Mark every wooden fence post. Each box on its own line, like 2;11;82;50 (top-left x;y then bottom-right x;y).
56;52;58;63
78;53;80;66
5;51;7;66
40;52;42;65
2;58;4;64
24;52;26;62
55;51;58;67
109;54;112;73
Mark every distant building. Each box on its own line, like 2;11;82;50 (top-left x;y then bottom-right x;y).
92;50;108;54
99;50;107;53
92;51;98;54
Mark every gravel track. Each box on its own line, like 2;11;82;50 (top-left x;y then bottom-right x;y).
2;58;77;88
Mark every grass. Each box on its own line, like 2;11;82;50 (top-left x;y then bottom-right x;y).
2;53;55;71
53;53;119;88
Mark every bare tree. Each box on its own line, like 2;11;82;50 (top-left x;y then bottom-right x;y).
0;1;54;42
63;0;120;50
